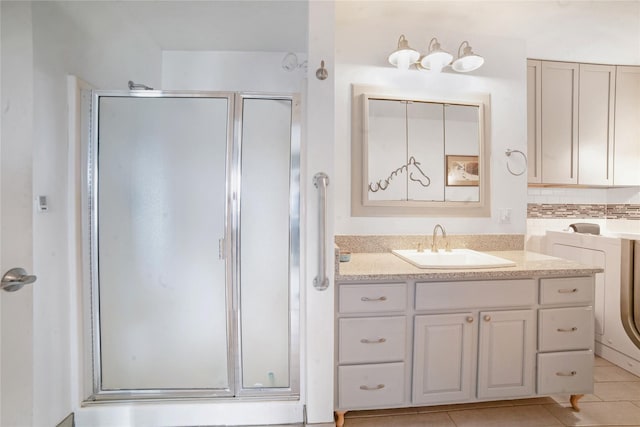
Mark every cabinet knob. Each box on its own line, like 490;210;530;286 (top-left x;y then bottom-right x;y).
484;315;491;322
466;316;474;323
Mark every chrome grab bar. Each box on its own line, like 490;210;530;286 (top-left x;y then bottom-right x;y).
313;172;330;291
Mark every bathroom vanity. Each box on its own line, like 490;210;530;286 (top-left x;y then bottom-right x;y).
334;250;602;427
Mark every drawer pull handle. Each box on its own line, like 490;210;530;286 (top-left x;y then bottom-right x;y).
360;384;385;391
556;371;578;377
557;327;578;332
361;296;387;302
466;316;474;323
558;288;578;294
484;315;491;322
360;338;386;344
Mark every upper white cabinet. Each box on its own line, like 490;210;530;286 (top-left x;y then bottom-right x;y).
540;61;579;185
528;60;640;186
613;66;640;186
527;60;542;183
578;64;616;186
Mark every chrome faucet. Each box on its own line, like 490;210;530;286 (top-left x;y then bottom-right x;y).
431;224;451;253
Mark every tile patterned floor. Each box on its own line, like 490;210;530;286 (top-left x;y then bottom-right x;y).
342;357;640;426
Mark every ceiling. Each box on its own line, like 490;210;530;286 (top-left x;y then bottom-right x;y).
53;0;309;52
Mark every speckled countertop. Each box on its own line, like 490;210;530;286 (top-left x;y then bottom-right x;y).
336;250;603;282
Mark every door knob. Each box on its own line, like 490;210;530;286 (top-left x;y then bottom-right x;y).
1;268;37;292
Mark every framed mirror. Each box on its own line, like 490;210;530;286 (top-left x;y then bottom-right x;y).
352;85;491;217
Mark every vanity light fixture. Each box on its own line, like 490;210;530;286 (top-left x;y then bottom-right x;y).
388;35;484;73
451;41;485;73
388;35;421;71
419;38;453;73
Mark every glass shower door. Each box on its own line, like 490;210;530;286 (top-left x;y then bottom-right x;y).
94;95;233;395
237;96;299;395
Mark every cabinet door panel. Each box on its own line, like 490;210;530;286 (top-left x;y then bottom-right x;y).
541;62;579;184
578;64;615;186
338;363;405;409
614;66;640;185
478;310;535;399
539;307;594;352
537;351;594;395
339;317;406;364
413;313;474;404
527;60;542;183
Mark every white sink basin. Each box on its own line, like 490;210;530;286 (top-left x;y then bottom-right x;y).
391;248;516;269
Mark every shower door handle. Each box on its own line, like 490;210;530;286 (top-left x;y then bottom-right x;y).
313;172;330;291
1;268;37;292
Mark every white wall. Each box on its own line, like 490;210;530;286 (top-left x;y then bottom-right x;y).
28;2;162;425
1;3;35;426
334;1;640;236
162;51;306;92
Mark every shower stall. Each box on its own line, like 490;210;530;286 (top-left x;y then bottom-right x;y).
81;89;300;401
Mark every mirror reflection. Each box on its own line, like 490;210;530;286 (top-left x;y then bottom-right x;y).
351;85;490;218
366;99;480;203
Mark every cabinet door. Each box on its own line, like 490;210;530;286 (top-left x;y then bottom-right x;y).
413;313;475;404
578;64;615;186
477;310;536;399
614;66;640;186
541;62;579;184
527;60;542;183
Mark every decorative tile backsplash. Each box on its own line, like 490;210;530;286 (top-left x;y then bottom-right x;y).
335;234;525;253
527;203;640;220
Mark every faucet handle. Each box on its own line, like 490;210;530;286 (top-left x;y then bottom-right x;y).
445;240;452;252
417;242;424;253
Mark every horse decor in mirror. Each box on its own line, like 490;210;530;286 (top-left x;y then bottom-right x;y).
351;84;491;217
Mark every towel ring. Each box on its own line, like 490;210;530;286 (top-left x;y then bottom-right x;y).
505;149;527;176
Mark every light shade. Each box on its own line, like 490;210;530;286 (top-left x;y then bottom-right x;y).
419;38;453;73
451;41;484;73
388;35;420;70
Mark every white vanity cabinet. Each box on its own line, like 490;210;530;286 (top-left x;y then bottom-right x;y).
336;283;408;410
477;309;536;399
335;274;595;424
536;276;595;395
413;312;475;404
413;280;536;405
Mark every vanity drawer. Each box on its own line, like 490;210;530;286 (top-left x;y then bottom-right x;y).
339;316;406;364
537;351;593;395
539;277;594;305
539;307;594;352
338;362;405;409
339;283;407;313
415;279;536;310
